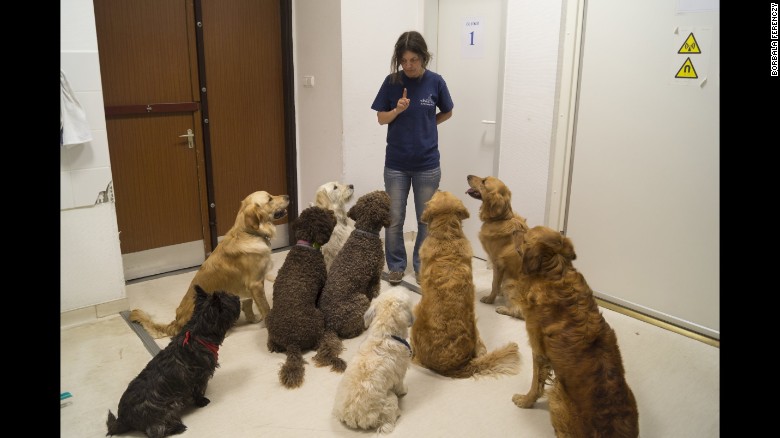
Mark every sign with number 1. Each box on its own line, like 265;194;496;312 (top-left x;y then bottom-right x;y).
462;17;484;59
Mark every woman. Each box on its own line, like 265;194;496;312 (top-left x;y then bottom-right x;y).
371;30;454;285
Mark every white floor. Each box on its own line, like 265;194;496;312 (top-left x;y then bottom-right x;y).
60;248;720;437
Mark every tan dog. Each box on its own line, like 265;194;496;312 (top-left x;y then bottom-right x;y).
410;191;521;378
130;191;289;338
312;181;355;271
512;226;639;437
466;175;529;319
333;286;414;433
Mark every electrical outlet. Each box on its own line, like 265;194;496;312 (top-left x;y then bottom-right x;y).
303;76;314;87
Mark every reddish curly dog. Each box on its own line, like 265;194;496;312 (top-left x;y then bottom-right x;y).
512;226;639;437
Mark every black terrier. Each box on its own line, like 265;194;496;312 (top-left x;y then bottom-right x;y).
106;285;240;437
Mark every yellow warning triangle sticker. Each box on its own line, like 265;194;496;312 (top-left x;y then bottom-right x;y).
675;57;698;78
678;33;701;54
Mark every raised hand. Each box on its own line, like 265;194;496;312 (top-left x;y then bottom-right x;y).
396;88;410;113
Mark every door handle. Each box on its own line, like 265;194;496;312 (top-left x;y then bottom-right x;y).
179;129;194;148
481;120;496;124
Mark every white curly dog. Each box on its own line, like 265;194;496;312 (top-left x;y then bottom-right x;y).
313;181;355;271
332;287;414;433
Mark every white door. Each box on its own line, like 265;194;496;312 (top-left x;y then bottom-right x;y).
435;0;504;260
564;1;719;338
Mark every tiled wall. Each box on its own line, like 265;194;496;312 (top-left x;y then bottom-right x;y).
61;0;126;318
61;0;112;210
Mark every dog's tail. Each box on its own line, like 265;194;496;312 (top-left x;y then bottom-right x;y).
279;344;306;389
106;410;130;436
312;330;347;372
444;342;521;379
128;309;181;339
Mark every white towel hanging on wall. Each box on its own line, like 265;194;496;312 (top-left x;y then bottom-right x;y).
60;69;93;148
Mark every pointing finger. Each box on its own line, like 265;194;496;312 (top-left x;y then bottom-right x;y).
402;88;407;99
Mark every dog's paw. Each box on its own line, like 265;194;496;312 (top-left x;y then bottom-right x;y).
512;394;535;409
378;422;396;434
330;358;347;373
195;396;210;407
480;295;496;304
496;306;524;319
265;272;277;282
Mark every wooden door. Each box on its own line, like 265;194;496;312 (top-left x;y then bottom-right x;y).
93;0;295;279
93;0;209;257
201;0;289;237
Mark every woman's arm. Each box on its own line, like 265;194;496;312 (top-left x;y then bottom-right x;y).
436;110;453;125
377;108;400;126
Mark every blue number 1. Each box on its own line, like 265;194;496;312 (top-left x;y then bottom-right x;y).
469;31;475;45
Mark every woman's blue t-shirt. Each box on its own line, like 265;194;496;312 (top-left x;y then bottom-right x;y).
371;70;454;172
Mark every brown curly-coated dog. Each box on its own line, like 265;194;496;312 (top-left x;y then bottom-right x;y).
313;190;391;373
466;175;529;319
130;191;289;338
512;226;639;437
411;191;521;379
265;206;338;389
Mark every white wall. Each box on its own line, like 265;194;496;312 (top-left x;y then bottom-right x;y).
293;0;345;207
60;0;125;315
339;0;424;204
60;0;112;210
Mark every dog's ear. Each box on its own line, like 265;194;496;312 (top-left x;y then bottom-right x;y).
243;202;262;231
363;300;378;328
193;285;208;309
486;189;511;218
421;206;431;225
194;284;206;296
522;243;541;275
421;194;436;224
455;199;470;220
312;209;337;244
560;233;576;262
524;230;575;279
314;189;331;209
347;202;359;221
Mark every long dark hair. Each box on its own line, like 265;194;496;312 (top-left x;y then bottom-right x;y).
390;31;431;84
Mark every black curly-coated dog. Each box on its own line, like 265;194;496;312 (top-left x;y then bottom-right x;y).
314;190;391;372
265;206;339;389
106;286;240;438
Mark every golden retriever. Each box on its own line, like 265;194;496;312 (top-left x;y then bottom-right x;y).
512;226;639;437
410;191;520;378
466;175;529;319
130;191;289;338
